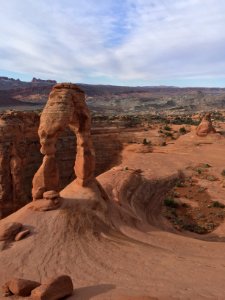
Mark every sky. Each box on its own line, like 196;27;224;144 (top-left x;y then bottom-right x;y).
0;0;225;87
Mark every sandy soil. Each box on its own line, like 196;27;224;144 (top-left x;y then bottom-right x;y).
1;129;225;299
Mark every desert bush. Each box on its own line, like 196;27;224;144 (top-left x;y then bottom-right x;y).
164;198;179;208
164;124;171;131
182;224;207;234
212;201;225;208
179;127;187;134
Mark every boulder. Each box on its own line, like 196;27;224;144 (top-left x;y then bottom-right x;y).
6;278;40;296
31;275;73;300
0;222;22;241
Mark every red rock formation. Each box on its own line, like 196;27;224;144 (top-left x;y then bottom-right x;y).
196;113;216;136
32;83;95;200
0;111;123;218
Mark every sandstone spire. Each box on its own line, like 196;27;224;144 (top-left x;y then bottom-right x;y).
32;83;95;200
196;113;216;137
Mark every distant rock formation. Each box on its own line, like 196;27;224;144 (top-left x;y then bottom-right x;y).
196;113;216;136
32;83;95;200
31;77;57;84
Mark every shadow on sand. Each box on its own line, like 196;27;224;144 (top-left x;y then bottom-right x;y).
67;283;115;300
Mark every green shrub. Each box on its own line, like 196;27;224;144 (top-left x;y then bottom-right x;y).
164;198;179;208
164;125;171;131
182;224;207;234
179;127;187;134
212;201;225;208
165;132;173;137
143;138;148;145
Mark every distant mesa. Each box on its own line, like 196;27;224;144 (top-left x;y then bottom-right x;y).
31;77;57;84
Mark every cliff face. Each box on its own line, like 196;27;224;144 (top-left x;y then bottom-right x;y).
0;112;123;218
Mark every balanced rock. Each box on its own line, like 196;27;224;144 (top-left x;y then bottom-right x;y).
0;222;22;241
196;113;216;136
31;275;73;300
6;278;40;297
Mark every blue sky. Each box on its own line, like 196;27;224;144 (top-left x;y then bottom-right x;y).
1;0;225;87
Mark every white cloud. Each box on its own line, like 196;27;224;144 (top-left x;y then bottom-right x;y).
0;0;225;85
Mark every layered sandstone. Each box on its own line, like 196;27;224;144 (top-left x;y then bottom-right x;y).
32;83;95;199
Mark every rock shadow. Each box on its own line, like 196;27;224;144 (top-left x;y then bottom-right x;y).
67;283;116;300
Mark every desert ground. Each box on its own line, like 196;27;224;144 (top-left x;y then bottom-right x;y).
1;97;225;299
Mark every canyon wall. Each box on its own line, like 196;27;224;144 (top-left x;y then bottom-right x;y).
0;111;123;218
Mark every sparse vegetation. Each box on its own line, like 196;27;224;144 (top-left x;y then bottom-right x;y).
179;127;187;134
143;138;149;145
163;178;225;234
212;201;225;208
164;198;179;208
164;124;171;131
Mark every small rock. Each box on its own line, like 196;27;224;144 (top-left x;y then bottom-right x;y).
15;229;30;241
0;222;23;241
31;275;73;300
1;283;12;297
43;190;59;200
7;278;40;297
29;199;60;212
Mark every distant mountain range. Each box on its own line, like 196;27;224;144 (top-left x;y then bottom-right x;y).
1;76;225;114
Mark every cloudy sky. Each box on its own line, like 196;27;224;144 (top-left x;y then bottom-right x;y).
0;0;225;86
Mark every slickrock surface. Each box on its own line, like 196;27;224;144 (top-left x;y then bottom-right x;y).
1;129;225;299
196;113;216;136
2;86;225;299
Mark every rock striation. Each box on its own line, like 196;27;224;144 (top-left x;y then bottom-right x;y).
196;113;216;136
32;83;95;200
